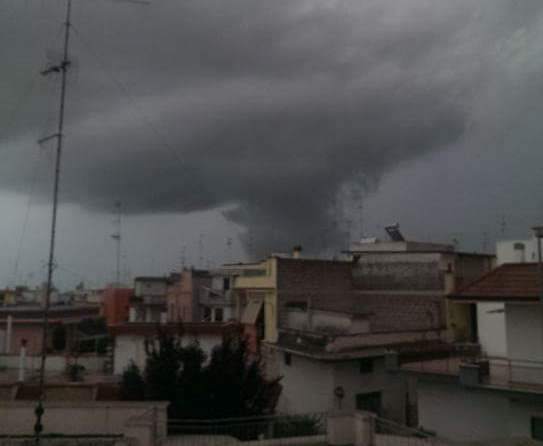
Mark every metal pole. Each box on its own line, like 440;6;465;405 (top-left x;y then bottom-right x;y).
538;235;542;297
112;200;122;286
35;0;72;442
533;226;543;301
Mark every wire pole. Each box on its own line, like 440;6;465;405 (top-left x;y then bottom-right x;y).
35;0;72;442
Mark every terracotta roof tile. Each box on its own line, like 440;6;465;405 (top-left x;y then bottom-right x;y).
450;263;542;302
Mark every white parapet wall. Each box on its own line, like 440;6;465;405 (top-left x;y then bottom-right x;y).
0;354;108;374
0;400;168;443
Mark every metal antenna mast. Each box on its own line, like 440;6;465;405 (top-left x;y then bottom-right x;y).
198;233;205;269
226;237;233;263
111;200;122;286
35;0;72;441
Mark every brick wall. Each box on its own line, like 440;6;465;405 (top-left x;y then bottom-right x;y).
277;258;353;292
354;293;445;332
276;258;354;328
353;259;444;291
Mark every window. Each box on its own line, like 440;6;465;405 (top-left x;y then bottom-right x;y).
359;358;373;374
223;278;230;291
284;352;292;366
203;306;212;321
215;307;224;322
532;417;543;440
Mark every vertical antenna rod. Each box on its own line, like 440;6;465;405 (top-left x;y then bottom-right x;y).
111;200;122;286
35;0;72;442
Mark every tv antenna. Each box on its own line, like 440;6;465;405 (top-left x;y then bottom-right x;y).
110;200;122;286
34;0;147;441
358;202;364;240
226;237;233;263
198;234;205;269
34;0;73;440
180;245;187;270
500;214;507;237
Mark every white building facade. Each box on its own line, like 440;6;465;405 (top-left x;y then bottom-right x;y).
405;262;543;443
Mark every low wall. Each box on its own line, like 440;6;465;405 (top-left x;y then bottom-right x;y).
0;400;168;438
375;435;438;446
162;435;324;446
0;355;107;374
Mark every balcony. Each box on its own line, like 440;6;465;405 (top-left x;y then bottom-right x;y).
403;354;543;395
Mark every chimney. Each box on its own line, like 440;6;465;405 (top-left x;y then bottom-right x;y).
292;245;302;259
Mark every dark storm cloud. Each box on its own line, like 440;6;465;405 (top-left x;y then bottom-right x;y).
2;0;543;255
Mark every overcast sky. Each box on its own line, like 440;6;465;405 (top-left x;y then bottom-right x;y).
1;0;543;290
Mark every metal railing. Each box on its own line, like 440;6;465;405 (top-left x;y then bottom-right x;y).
167;413;326;442
404;351;543;392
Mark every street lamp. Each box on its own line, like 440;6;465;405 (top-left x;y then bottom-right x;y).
532;226;543;301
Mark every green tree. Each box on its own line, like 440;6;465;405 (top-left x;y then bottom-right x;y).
206;333;281;418
144;327;185;416
120;361;145;400
140;326;281;419
174;341;207;418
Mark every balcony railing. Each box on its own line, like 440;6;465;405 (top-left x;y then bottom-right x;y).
403;352;543;393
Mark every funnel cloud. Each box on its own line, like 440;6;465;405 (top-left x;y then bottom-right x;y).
2;0;543;259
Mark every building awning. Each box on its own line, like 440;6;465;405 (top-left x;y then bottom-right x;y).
241;299;263;324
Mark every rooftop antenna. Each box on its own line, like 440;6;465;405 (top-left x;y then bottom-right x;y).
247;229;254;261
180;245;187;270
344;218;352;243
500;214;507;237
226;237;233;263
358;202;364;240
110;200;122;286
35;0;72;441
33;1;146;440
198;234;205;269
482;231;489;253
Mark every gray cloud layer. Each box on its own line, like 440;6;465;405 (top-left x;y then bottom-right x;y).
2;0;543;256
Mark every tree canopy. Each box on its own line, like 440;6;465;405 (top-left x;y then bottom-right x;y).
120;327;281;419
